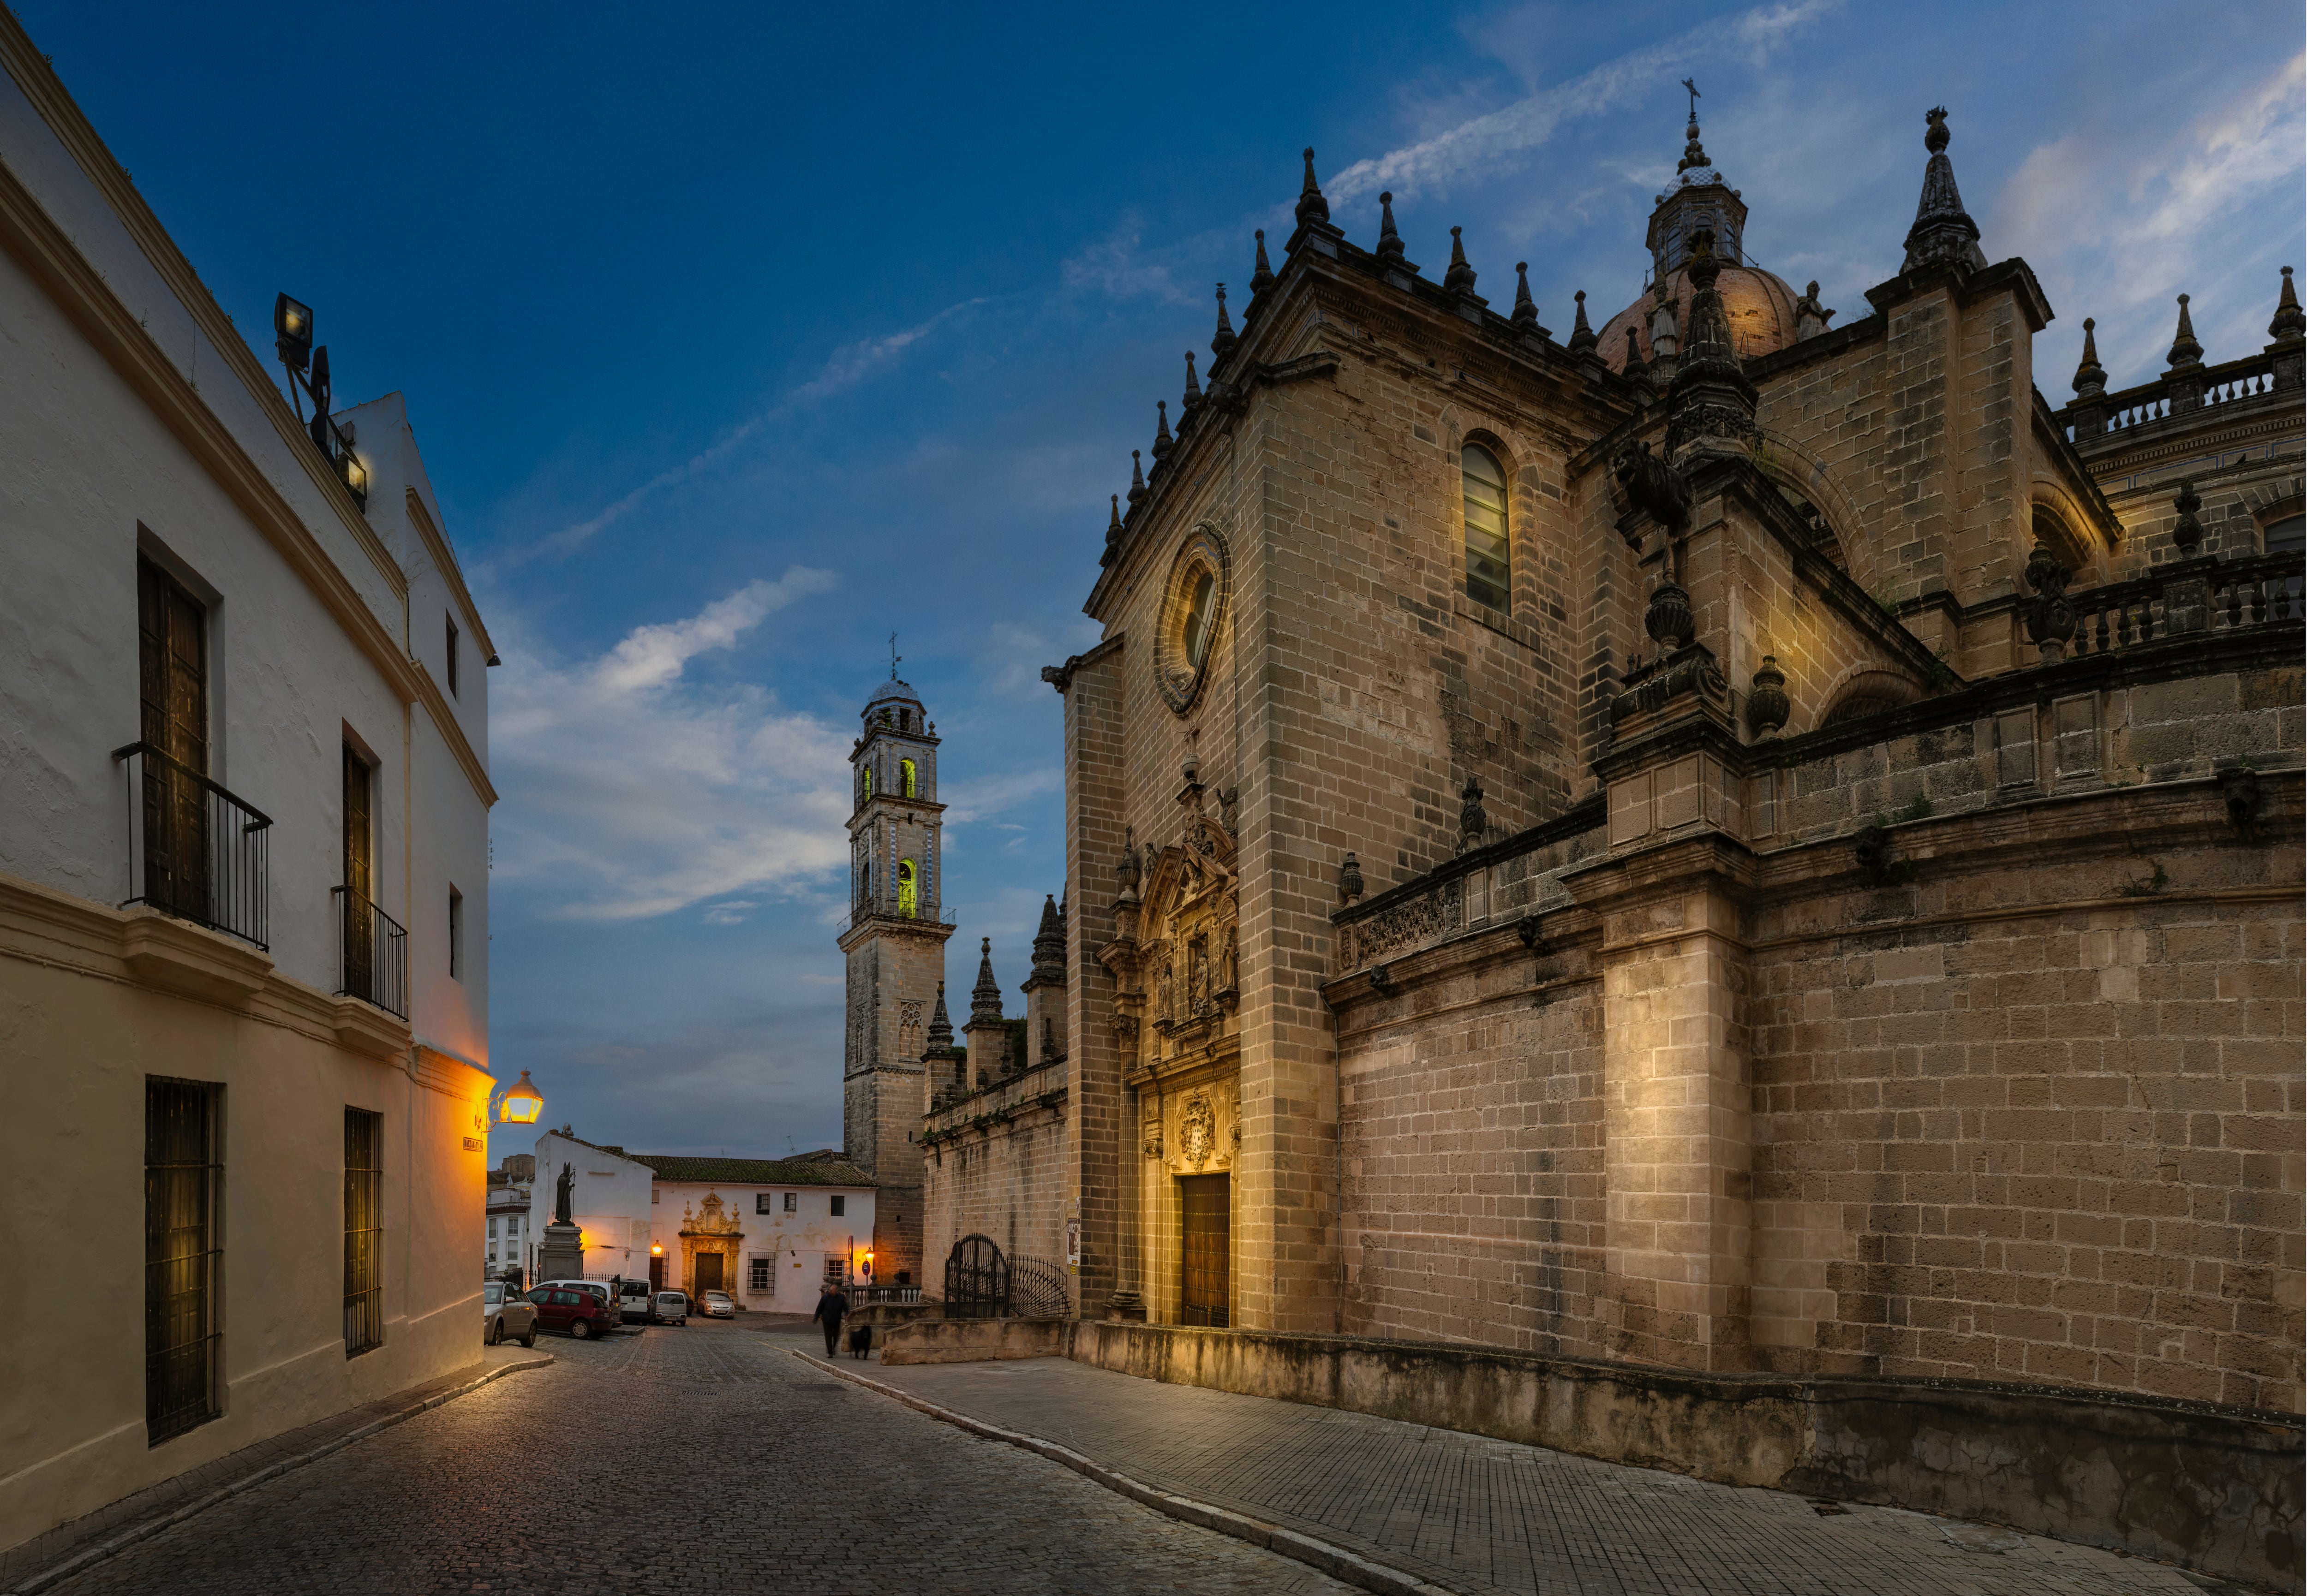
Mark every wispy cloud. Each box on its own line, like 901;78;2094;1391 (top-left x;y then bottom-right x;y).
1061;215;1199;306
1994;52;2305;389
504;299;988;567
940;765;1061;827
490;568;852;922
1323;0;1838;204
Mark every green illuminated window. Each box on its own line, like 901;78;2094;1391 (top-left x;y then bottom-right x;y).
898;859;917;918
901;759;917;798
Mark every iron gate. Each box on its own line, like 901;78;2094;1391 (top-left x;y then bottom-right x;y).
944;1234;1008;1318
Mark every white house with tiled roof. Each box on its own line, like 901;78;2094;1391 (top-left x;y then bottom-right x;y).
524;1131;875;1310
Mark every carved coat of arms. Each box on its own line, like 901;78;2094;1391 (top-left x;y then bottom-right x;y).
1179;1094;1216;1167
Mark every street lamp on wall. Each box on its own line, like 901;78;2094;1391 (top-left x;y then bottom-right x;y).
486;1069;545;1131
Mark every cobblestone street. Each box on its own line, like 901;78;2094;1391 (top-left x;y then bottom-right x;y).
42;1319;1355;1596
39;1316;2263;1596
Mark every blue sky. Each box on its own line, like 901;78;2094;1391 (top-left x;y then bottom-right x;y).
24;1;2301;1160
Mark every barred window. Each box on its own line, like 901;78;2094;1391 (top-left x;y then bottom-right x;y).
344;1108;384;1357
783;1191;797;1213
750;1257;772;1291
1462;442;1510;611
147;1078;222;1445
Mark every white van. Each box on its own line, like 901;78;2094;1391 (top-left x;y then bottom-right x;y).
618;1279;655;1323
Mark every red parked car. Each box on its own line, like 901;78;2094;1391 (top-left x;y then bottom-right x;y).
532;1286;616;1340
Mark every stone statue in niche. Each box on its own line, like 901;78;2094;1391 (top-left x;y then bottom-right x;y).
1188;935;1210;1017
1219;926;1237;992
1156;958;1174;1023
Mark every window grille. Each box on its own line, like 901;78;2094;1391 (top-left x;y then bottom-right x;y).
756;1192;772;1214
749;1257;772;1291
344;1108;384;1357
783;1191;796;1212
146;1078;222;1445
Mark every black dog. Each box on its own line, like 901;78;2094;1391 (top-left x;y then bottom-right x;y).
846;1323;874;1359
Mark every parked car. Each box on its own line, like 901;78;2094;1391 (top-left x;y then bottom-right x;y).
531;1279;616;1310
618;1280;655;1323
531;1285;617;1340
483;1281;539;1347
699;1290;735;1318
651;1291;688;1326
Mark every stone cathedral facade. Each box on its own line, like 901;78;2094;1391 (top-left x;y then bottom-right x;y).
867;97;2302;1569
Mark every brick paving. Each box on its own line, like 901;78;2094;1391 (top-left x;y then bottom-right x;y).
789;1326;2243;1596
36;1317;1356;1596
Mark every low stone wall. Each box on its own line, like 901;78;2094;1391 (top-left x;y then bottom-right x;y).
1075;1321;2302;1590
880;1316;1072;1365
848;1302;946;1335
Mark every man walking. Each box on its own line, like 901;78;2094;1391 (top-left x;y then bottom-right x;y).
813;1281;849;1358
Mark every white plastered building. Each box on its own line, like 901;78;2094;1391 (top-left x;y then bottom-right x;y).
0;14;499;1558
525;1132;876;1309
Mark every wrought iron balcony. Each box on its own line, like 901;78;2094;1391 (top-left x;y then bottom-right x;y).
334;886;408;1019
112;741;271;950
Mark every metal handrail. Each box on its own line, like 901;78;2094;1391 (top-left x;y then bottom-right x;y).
333;885;409;1020
836;901;960;936
112;740;272;950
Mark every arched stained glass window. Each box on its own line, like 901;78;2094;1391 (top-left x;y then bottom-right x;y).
1463;442;1510;611
897;859;918;919
901;758;918;798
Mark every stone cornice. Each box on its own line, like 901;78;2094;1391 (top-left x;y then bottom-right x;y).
1860;255;2054;333
0;869;420;1063
1085;230;1648;617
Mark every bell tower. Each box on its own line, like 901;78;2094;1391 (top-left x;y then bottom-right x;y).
837;673;951;1288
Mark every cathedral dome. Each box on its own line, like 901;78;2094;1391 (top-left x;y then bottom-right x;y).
1600;265;1801;373
1599;91;1804;373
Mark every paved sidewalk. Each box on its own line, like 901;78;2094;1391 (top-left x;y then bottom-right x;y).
1;1342;550;1595
770;1326;2242;1596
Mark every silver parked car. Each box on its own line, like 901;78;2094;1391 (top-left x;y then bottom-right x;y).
699;1290;735;1318
483;1281;538;1347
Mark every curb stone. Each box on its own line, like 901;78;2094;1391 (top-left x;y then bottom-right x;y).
795;1350;1466;1596
5;1351;554;1596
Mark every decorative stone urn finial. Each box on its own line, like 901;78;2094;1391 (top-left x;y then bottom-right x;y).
1748;656;1790;738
